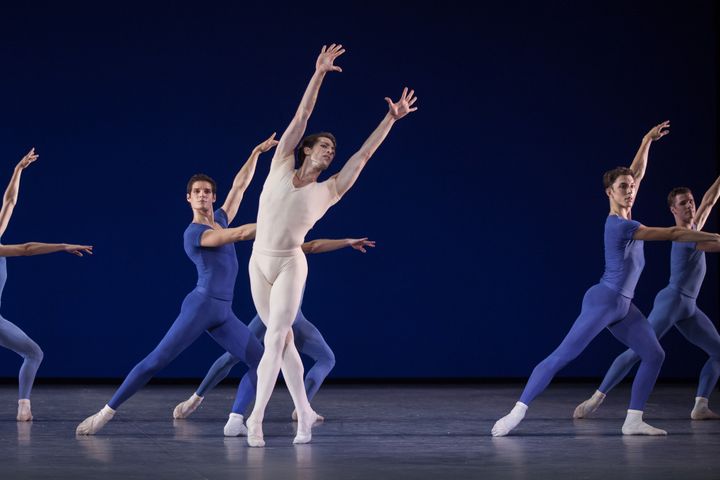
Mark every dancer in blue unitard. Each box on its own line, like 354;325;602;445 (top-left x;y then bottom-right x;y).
574;175;720;421
172;237;375;429
492;121;720;437
76;134;278;435
0;148;93;421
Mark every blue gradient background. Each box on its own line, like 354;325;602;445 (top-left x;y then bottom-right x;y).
0;1;717;380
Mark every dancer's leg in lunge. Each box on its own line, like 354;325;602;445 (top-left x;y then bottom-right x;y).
605;303;666;435
491;285;621;437
675;309;720;419
0;316;43;420
574;288;682;418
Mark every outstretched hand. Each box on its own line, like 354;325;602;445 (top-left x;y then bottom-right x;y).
349;238;375;253
64;244;93;257
385;88;418;120
645;121;670;142
255;132;279;154
316;44;345;74
17;148;38;170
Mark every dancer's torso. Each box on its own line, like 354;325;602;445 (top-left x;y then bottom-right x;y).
668;236;706;299
255;168;340;252
183;208;238;301
599;215;644;298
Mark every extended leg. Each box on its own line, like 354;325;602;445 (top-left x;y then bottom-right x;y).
492;285;619;437
77;292;211;435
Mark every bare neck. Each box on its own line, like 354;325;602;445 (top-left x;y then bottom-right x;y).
192;207;215;225
293;161;323;187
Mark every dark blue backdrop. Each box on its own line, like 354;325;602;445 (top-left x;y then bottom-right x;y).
0;1;717;380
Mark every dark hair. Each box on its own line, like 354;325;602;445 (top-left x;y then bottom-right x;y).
602;167;634;189
296;132;337;166
667;187;692;207
186;173;217;195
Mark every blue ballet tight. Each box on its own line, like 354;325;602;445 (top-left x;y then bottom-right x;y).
520;283;665;411
599;286;720;399
0;315;43;399
196;309;335;414
108;288;263;413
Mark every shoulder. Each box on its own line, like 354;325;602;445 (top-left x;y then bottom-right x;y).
214;209;229;228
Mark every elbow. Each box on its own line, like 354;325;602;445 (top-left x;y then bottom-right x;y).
20;243;32;256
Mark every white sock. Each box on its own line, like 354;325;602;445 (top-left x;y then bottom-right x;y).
573;390;606;418
293;410;320;445
17;399;32;422
246;416;265;448
491;402;528;437
76;405;116;435
292;408;324;422
173;393;204;419
621;409;667;435
691;397;720;420
223;413;248;437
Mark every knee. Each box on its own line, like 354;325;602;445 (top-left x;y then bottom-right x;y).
322;348;336;370
264;328;290;353
28;345;44;364
640;344;665;366
21;343;43;364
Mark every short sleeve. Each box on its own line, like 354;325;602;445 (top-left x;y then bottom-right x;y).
184;223;212;248
215;208;229;228
620;218;642;241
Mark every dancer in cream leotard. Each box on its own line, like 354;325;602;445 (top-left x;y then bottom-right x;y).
245;44;417;446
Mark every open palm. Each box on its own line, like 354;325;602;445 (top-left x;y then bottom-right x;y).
385;88;418;120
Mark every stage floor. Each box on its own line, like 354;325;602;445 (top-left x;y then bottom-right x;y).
0;383;718;479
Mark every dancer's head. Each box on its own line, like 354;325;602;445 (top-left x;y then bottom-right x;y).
668;187;695;226
297;132;337;171
603;167;636;209
186;173;217;211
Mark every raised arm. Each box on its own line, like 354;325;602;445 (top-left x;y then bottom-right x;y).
694;175;720;231
0;243;93;257
301;237;375;254
273;44;345;172
0;148;38;238
634;225;720;244
629;121;669;190
200;223;256;248
332;88;418;197
221;134;278;224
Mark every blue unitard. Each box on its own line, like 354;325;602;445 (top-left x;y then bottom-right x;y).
599;239;720;398
0;256;44;399
194;309;335;413
107;209;263;414
519;215;665;411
